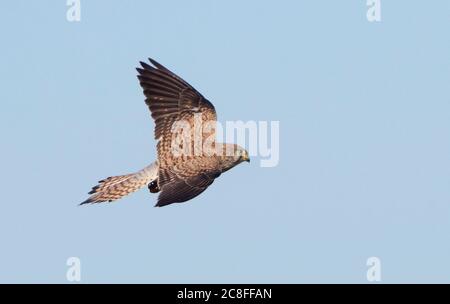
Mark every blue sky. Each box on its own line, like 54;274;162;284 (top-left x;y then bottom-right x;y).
0;1;449;283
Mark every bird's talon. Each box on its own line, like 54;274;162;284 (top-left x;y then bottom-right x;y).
148;180;160;193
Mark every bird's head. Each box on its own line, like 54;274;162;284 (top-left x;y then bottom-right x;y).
218;144;250;172
234;145;250;163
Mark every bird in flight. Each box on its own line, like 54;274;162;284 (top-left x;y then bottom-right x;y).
81;58;250;207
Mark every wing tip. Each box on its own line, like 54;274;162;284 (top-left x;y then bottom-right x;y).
148;58;159;67
139;60;153;70
137;58;167;72
154;199;169;207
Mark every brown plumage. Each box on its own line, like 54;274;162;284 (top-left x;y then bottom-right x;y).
80;163;158;205
81;58;249;207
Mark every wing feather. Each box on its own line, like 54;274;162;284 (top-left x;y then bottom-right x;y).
155;170;219;207
136;58;220;207
136;59;216;141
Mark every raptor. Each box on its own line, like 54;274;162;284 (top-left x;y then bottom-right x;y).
81;58;249;207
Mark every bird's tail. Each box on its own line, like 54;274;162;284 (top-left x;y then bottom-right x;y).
80;162;158;205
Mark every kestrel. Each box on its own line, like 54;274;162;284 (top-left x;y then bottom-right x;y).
81;58;249;207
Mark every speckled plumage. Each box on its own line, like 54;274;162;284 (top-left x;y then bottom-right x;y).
81;58;249;207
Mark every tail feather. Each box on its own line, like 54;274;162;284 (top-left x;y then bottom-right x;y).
80;162;158;205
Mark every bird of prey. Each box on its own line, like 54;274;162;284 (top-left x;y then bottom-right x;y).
81;58;250;207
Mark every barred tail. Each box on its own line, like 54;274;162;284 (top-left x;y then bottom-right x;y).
80;162;158;205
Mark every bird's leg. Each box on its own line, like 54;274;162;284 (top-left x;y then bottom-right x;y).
148;179;160;193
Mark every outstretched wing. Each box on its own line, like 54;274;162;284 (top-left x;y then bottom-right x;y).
136;58;220;206
136;58;217;154
156;160;221;207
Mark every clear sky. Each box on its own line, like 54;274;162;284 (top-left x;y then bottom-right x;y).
0;1;449;283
